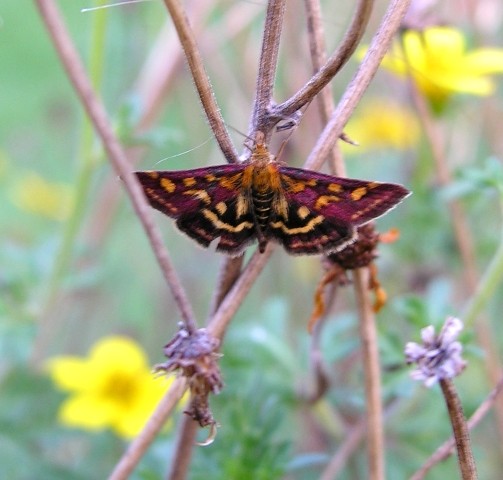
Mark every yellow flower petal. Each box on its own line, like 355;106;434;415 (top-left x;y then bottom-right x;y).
374;26;503;102
58;395;118;430
87;336;149;373
343;99;421;153
463;49;503;75
46;357;98;392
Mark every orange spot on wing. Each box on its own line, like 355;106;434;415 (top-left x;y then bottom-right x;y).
351;187;367;201
183;177;196;186
160;178;176;193
314;195;340;209
328;183;343;193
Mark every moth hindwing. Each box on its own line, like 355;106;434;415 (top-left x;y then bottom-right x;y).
134;142;410;256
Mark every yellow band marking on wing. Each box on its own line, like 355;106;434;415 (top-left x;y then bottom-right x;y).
205;174;217;182
351;187;367;201
183;177;197;187
160;178;176;193
202;209;253;232
145;171;159;179
183;189;211;205
314;195;340;209
215;201;227;215
270;215;324;234
236;194;250;218
273;195;288;220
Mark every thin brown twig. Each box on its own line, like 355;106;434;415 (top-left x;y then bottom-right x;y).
108;377;188;480
304;0;413;172
250;0;288;137
166;414;199;480
34;0;198;333
208;256;244;318
207;245;275;339
353;267;384;480
303;0;346;177
273;0;374;122
411;374;503;480
161;0;238;163
438;379;478;480
136;0;215;130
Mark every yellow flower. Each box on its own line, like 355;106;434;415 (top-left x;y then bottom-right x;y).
376;27;503;103
46;336;178;439
343;98;420;153
9;171;74;221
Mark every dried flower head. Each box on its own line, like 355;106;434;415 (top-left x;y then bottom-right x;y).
154;325;223;429
326;223;379;270
405;316;467;387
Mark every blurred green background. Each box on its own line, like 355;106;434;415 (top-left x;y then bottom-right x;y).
2;0;503;478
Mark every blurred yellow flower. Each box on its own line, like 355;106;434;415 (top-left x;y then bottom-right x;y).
343;99;420;153
378;27;503;103
9;171;74;221
46;336;178;439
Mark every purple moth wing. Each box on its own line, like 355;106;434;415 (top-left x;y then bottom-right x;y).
135;164;256;254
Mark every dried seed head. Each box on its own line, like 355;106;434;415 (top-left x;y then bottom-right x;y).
405;316;467;387
154;326;223;428
326;223;379;270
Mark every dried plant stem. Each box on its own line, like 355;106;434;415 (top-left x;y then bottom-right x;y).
161;0;238;163
108;377;188;480
409;82;503;454
30;1;108;365
251;0;287;136
166;414;199;480
439;379;478;480
304;0;412;171
353;267;384;480
303;0;345;177
136;0;214;130
207;245;274;338
34;0;197;333
208;256;244;317
411;374;503;480
275;0;374;120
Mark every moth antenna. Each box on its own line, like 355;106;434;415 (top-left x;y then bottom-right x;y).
274;127;296;161
81;0;152;12
153;136;213;167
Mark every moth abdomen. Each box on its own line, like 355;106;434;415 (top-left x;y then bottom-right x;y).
252;189;273;230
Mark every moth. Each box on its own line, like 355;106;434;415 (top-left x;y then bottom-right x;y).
135;134;410;256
